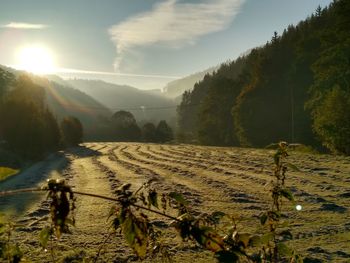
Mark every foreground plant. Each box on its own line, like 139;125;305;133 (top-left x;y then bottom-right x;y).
0;217;23;263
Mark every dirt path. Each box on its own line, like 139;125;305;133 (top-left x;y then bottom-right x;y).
1;143;349;262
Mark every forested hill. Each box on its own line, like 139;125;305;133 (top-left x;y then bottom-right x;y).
162;66;218;99
177;0;350;155
66;79;177;124
0;66;112;140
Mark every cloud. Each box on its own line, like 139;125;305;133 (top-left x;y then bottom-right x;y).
55;67;180;79
108;0;245;70
1;22;49;29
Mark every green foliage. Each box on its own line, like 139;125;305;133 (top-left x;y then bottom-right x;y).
141;122;157;142
61;116;83;146
0;217;23;262
177;0;350;154
155;120;173;143
111;110;141;141
0;75;61;159
311;86;350;154
197;76;240;146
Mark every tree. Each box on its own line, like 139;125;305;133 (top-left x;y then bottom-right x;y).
155;120;173;143
312;86;350;154
197;77;239;146
142;123;157;142
0;75;61;158
0;69;15;139
61;116;83;146
315;5;322;17
111;111;141;141
0;68;14;102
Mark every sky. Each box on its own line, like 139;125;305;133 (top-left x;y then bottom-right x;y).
0;0;332;90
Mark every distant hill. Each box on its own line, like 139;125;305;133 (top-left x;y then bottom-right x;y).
162;66;218;99
65;79;177;125
0;66;112;140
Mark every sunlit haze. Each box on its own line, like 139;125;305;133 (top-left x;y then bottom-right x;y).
15;45;56;74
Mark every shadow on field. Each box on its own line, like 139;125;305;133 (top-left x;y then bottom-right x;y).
0;145;100;217
65;144;101;158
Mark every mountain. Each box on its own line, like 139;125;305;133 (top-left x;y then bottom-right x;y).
65;79;177;125
162;66;218;99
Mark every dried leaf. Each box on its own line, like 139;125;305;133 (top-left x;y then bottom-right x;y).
235;233;251;248
148;190;159;209
191;226;223;252
121;211;148;258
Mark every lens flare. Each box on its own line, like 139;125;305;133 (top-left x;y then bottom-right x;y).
16;45;56;74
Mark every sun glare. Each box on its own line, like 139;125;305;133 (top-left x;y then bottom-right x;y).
16;45;56;74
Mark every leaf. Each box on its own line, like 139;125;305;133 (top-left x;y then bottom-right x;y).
39;227;52;248
121;211;148;258
148;190;158;209
259;232;274;245
191;226;223;252
248;235;261;247
285;162;300;172
236;233;251;248
168;192;188;206
260;213;268;225
277;242;293;257
121;183;132;191
280;188;294;202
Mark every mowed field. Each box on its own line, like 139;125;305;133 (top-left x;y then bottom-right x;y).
1;142;350;262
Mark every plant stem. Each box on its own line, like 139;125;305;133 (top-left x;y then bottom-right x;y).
0;188;180;222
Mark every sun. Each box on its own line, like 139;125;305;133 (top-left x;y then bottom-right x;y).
16;45;56;74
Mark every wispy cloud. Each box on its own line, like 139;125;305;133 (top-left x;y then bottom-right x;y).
54;68;181;79
108;0;245;70
1;22;49;29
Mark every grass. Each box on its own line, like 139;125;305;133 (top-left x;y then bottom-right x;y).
0;167;19;181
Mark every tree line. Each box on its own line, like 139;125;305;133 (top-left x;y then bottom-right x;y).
177;0;350;155
109;110;173;143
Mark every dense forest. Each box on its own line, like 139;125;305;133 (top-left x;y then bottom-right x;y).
177;0;350;155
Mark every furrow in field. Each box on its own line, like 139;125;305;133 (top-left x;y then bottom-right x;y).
116;144;268;218
158;145;350;206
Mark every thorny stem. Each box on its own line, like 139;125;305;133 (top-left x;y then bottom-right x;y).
0;187;180;222
93;231;114;263
0;187;225;251
50;235;56;263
